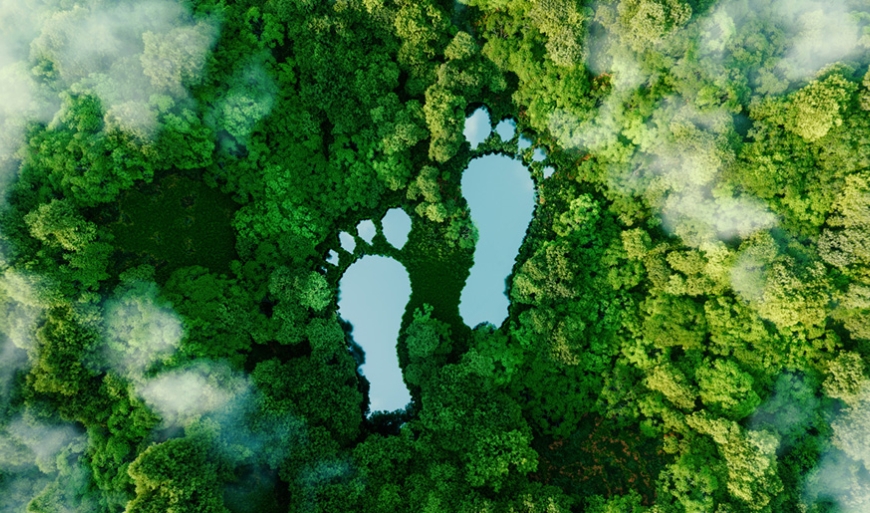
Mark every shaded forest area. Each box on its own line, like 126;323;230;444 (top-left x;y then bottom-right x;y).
1;0;870;511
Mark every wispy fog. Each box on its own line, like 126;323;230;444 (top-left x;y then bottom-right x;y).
0;0;217;157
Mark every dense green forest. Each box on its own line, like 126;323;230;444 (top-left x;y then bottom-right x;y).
1;0;870;511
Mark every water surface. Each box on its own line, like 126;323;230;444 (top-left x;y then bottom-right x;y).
381;208;412;249
357;220;376;244
459;155;535;327
338;255;412;412
495;118;516;140
339;231;356;252
464;108;491;149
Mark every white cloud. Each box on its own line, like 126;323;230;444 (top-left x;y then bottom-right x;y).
551;88;778;249
211;55;277;143
0;337;27;405
137;363;245;427
775;0;863;80
0;414;88;512
660;186;778;248
0;0;217;149
0;271;56;383
701;0;865;82
0;415;85;475
102;281;184;380
804;394;870;511
135;360;307;475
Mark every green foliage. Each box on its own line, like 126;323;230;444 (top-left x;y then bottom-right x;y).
252;349;362;446
140;22;216;96
126;426;230;513
22;199;112;290
764;74;857;143
585;490;647;512
26;93;156;207
528;0;591;68
163;266;262;367
603;0;692;52
2;0;870;510
695;359;760;420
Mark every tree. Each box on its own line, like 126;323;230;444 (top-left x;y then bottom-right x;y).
162;266;263;367
26;93;155;207
695;359;760;420
687;413;783;511
24;199;96;252
601;0;692;52
642;294;707;350
528;0;591;67
126;424;230;513
780;74;856;143
140;23;216;96
403;304;452;389
23;199;112;291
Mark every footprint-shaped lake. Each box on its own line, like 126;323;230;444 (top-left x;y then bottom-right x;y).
337;108;537;412
459;154;535;328
338;255;411;413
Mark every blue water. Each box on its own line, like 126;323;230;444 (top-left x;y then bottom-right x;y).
459;154;535;328
337;255;412;413
518;135;533;150
381;208;411;250
333;108;536;414
339;231;356;252
464;108;491;149
495;118;516;141
357;219;376;244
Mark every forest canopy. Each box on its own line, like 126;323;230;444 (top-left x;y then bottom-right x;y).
1;0;870;511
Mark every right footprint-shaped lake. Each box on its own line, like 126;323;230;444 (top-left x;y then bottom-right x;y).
459;154;535;328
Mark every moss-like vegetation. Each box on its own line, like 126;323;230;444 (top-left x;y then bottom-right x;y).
109;174;238;282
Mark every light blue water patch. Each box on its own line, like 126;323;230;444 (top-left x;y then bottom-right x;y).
518;135;533;151
326;249;339;265
382;208;412;250
339;231;356;253
532;148;547;162
543;166;554;179
357;219;376;244
460;155;535;328
338;256;412;413
464;107;491;149
495;118;516;141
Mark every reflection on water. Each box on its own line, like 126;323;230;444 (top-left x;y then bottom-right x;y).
338;255;412;413
464;108;491;149
518;134;533;150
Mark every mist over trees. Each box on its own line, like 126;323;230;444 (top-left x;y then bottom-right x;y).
1;0;870;511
